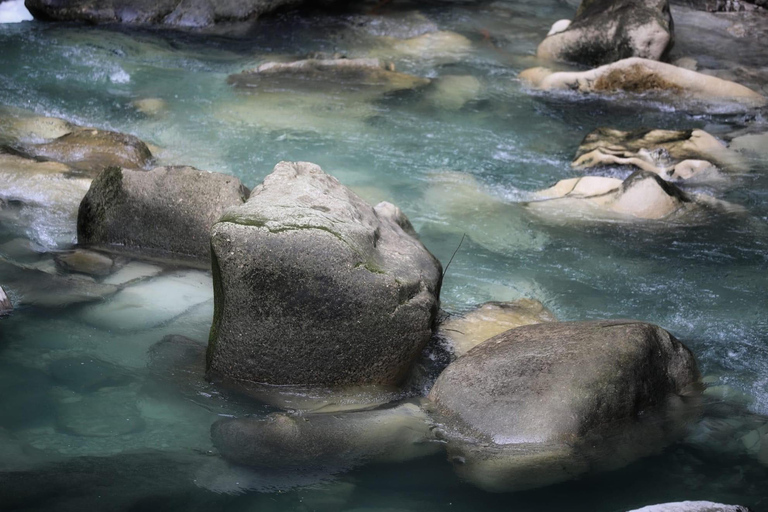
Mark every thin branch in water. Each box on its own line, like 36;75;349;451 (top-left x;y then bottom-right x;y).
442;233;466;279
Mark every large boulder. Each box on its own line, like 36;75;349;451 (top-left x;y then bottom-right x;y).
77;165;249;264
426;320;702;492
525;170;743;223
211;401;440;470
519;57;767;112
572;128;747;181
207;161;442;387
24;0;304;27
537;0;674;66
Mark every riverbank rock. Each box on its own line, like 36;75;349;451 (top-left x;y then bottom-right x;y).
572;128;746;181
537;0;674;66
77;165;249;264
0;285;11;315
24;0;304;27
23;128;153;175
207;161;442;387
438;299;557;358
519;57;767;111
211;401;440;470
525;171;741;223
227;58;430;100
627;502;751;512
427;320;702;492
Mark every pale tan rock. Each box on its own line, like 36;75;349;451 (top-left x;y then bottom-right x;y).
674;57;698;71
439;299;557;357
572;128;747;181
519;58;767;110
372;31;473;61
131;98;167;116
425;75;482;110
547;19;571;36
0;285;11;315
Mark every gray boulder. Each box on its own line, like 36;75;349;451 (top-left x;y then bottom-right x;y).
537;0;674;66
77;165;249;264
207;161;442;387
24;0;305;27
427;320;702;492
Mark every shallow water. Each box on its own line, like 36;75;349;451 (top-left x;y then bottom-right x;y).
1;0;768;510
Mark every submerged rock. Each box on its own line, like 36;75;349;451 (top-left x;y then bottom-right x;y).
627;502;752;512
56;388;145;437
227;58;430;99
24;0;304;27
207;161;442;387
131;98;167;117
537;0;674;66
49;356;133;393
371;31;473;62
438;299;557;358
0;257;119;308
572;128;746;181
77;166;249;263
211;401;440;470
54;249;115;277
424;75;482;110
427;320;702;492
23;128;153;175
525;171;742;223
519;57;767;112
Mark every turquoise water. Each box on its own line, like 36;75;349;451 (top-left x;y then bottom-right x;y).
1;0;768;510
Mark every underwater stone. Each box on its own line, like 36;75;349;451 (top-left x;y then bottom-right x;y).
54;249;115;277
537;0;674;66
56;388;145;437
427;320;702;492
49;357;133;393
207;161;442;387
78;165;249;263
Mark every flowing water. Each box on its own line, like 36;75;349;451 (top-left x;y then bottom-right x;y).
1;0;768;510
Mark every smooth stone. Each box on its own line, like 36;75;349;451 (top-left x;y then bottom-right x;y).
49;356;133;392
427;320;702;492
438;299;557;358
547;19;572;36
537;0;674;66
0;237;47;263
54;249;115;276
78;270;212;331
101;260;163;286
519;57;767;112
526;171;742;223
425;75;482;110
372;31;473;61
26;128;153;175
77;165;249;263
227;58;430;100
131;97;167;116
211;401;441;470
208;161;442;387
0;108;74;143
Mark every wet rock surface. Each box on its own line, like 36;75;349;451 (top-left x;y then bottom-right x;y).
207;161;442;387
537;0;674;66
427;320;702;491
572;128;746;180
438;299;557;358
520;57;767;112
77;166;249;263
